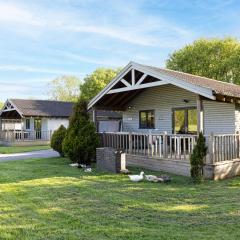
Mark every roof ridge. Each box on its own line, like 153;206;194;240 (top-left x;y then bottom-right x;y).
10;98;74;104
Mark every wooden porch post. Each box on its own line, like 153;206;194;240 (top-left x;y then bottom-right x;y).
197;95;204;134
92;107;97;130
207;132;214;164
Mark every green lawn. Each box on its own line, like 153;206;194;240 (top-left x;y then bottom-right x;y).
0;145;50;154
0;158;240;239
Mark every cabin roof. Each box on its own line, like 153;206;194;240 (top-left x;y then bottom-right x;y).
145;64;240;98
88;61;240;110
2;99;74;118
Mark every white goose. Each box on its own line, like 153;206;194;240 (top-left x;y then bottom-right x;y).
84;167;92;173
69;163;79;167
145;174;161;182
128;171;145;182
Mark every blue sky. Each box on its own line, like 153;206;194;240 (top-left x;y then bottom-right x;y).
0;0;239;102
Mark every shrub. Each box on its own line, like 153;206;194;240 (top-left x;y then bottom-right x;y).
62;99;100;165
50;125;67;157
190;132;207;183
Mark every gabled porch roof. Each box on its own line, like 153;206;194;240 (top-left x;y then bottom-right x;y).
88;61;240;110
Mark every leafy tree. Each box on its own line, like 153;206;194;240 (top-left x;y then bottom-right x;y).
62;99;99;165
0;101;4;109
190;132;207;183
166;38;240;84
50;125;67;157
80;68;120;101
48;75;81;102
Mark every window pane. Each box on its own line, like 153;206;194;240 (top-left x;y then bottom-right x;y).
148;111;155;128
139;110;155;129
174;110;185;133
34;119;41;131
26;119;30;129
140;111;147;128
188;109;197;133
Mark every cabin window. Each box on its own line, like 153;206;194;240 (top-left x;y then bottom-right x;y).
139;110;155;129
173;107;197;134
34;119;41;131
26;119;30;130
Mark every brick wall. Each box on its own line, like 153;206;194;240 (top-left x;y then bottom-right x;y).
96;147;125;173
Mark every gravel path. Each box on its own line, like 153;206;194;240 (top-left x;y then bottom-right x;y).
0;149;60;162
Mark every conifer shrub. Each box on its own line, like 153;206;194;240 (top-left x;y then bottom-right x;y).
190;132;207;183
50;125;67;157
62;99;99;165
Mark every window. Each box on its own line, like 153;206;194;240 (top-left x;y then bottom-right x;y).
34;119;42;139
26;119;30;130
34;119;41;131
139;110;155;129
173;107;197;134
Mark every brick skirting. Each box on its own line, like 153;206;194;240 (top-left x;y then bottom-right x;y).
126;154;191;177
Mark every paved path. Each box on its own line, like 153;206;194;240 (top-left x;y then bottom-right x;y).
0;149;60;162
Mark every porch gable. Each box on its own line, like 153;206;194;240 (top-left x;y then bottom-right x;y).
88;61;216;110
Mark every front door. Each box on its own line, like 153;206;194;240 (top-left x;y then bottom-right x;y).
34;119;42;139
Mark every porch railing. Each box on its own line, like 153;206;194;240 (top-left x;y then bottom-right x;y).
0;130;52;142
209;133;240;163
99;132;240;163
99;132;197;161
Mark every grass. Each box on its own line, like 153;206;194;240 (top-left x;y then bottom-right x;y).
0;158;240;239
0;145;51;154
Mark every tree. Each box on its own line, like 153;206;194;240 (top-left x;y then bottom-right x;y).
0;102;4;109
190;132;207;183
50;125;67;157
80;68;120;101
62;99;99;165
166;38;240;84
48;75;81;102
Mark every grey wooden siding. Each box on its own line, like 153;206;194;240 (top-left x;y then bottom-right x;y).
203;100;235;135
122;84;238;134
235;104;240;132
122;84;197;133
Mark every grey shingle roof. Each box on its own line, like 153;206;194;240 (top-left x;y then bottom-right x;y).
141;64;240;98
10;99;74;117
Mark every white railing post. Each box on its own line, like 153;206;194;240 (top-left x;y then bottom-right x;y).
163;132;167;158
129;132;132;154
13;130;16;142
207;132;214;164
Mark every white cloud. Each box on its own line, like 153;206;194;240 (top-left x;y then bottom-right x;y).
0;85;29;93
0;2;45;27
0;77;55;101
0;1;194;48
66;25;158;47
0;65;83;75
56;50;126;67
0;84;42;102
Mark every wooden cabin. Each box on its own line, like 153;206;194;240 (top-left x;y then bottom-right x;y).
0;99;73;146
88;61;240;180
